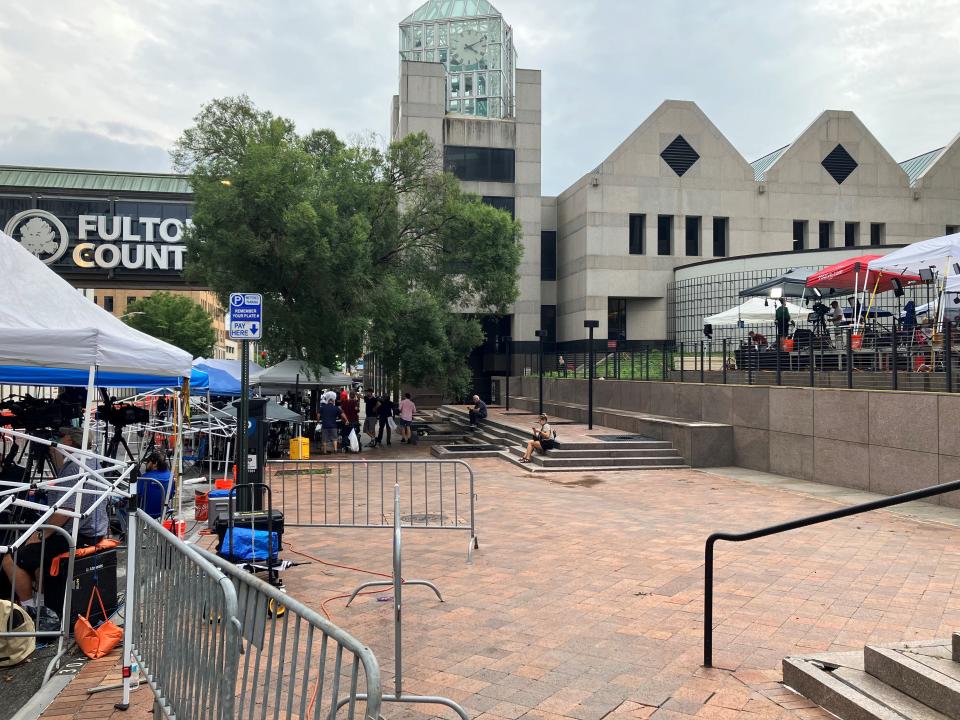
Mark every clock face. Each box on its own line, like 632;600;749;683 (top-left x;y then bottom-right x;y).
450;27;488;67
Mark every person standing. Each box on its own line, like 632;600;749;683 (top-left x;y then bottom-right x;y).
775;297;791;342
398;392;416;444
340;391;361;452
319;396;344;454
363;389;380;447
376;394;395;447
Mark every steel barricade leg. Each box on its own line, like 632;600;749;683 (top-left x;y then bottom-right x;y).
118;498;139;710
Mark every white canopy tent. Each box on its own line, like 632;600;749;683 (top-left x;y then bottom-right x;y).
0;231;192;376
704;297;809;327
869;233;960;326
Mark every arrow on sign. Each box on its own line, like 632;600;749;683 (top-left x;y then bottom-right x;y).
250;323;258;336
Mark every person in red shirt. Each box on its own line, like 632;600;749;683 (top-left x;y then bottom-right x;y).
340;391;361;452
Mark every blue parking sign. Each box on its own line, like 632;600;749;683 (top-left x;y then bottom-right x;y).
228;293;263;340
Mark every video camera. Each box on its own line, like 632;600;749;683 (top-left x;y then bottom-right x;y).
0;395;84;431
808;301;829;323
97;403;149;428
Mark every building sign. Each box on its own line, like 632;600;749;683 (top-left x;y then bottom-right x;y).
4;209;189;271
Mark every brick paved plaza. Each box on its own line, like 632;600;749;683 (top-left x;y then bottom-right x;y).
40;447;960;719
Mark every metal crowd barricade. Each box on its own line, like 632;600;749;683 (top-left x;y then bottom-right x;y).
267;459;479;561
121;509;240;719
0;523;75;682
123;508;383;720
339;484;468;720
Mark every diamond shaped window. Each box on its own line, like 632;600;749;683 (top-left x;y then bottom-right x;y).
821;144;858;184
660;135;700;177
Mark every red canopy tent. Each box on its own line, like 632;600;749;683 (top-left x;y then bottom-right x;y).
805;254;920;292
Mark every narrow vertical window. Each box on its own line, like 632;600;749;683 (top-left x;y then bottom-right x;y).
793;220;807;252
819;221;833;249
844;222;859;248
870;223;885;246
685;216;701;256
712;217;728;257
540;231;557;280
657;215;673;256
628;214;645;255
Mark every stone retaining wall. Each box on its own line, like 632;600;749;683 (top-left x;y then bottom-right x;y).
507;377;960;507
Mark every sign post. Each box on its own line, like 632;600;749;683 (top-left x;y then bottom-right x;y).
228;293;263;488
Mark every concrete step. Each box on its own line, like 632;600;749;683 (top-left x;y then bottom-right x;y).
784;653;951;720
505;447;685;468
543;447;678;457
864;644;960;719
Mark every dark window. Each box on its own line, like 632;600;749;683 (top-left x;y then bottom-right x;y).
540;231;557;281
93;295;98;305
444;146;515;182
712;217;728;257
540;305;557;341
628;214;645;255
481;196;514;218
821;144;858;184
126;296;136;307
660;135;700;177
607;298;627;341
114;201;192;225
685;216;701;256
844;222;859;248
104;296;114;313
657;215;673;256
870;223;885;246
818;221;833;249
793;220;807;252
947;225;959;236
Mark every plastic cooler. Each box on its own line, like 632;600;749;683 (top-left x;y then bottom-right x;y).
289;436;310;460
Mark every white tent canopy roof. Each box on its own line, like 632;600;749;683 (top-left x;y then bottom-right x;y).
867;233;960;276
254;358;354;390
0;231;192;376
704;297;809;327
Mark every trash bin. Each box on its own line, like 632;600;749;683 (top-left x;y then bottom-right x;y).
289;436;310;460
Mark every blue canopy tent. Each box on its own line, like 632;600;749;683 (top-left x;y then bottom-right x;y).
192;360;244;396
0;365;208;390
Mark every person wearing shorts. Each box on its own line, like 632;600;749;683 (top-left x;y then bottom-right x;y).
319;397;344;454
398;393;416;444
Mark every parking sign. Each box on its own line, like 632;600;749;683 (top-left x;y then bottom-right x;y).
228;293;263;340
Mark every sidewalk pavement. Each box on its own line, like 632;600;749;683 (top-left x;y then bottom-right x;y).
34;430;960;719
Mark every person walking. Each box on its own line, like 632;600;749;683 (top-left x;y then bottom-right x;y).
398;392;416;444
363;389;380;447
340;390;361;452
376;394;395;447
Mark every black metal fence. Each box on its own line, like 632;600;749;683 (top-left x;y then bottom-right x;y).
515;320;959;393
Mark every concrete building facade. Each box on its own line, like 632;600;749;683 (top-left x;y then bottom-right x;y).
393;1;960;366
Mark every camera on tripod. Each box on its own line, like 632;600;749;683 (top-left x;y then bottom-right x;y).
97;403;149;428
0;395;83;431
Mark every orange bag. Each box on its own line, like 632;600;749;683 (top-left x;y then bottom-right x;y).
74;586;123;659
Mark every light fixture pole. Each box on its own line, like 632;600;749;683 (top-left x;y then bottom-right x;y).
584;320;599;429
503;335;512;411
535;330;545;417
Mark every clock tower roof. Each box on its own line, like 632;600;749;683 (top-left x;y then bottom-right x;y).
402;0;503;24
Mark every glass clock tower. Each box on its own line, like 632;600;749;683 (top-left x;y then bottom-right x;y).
400;0;516;119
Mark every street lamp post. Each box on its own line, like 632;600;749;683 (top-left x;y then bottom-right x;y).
503;335;513;411
584;320;599;430
535;330;546;417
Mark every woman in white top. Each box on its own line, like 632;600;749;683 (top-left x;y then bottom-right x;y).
520;414;554;463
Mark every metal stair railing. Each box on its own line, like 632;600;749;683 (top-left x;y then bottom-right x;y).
703;478;960;667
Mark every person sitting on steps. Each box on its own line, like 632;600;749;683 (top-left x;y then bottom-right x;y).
519;414;555;463
468;395;487;427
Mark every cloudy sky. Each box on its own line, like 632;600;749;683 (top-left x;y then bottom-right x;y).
1;0;957;195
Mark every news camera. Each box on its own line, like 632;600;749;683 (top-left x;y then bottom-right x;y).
97;403;149;428
0;394;84;431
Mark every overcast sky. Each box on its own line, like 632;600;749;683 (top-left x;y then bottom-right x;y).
1;0;957;195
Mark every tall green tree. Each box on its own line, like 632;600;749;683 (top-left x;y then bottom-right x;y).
123;292;217;358
175;95;521;396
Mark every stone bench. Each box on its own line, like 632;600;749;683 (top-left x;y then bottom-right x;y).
509;395;733;467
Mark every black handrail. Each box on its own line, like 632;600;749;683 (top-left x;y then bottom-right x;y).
703;478;960;667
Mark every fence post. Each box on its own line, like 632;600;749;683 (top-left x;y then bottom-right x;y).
680;343;685;383
775;329;782;386
846;327;854;389
722;339;728;384
946;321;953;393
700;341;705;384
645;348;650;380
809;332;815;388
662;346;668;381
891;320;898;391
